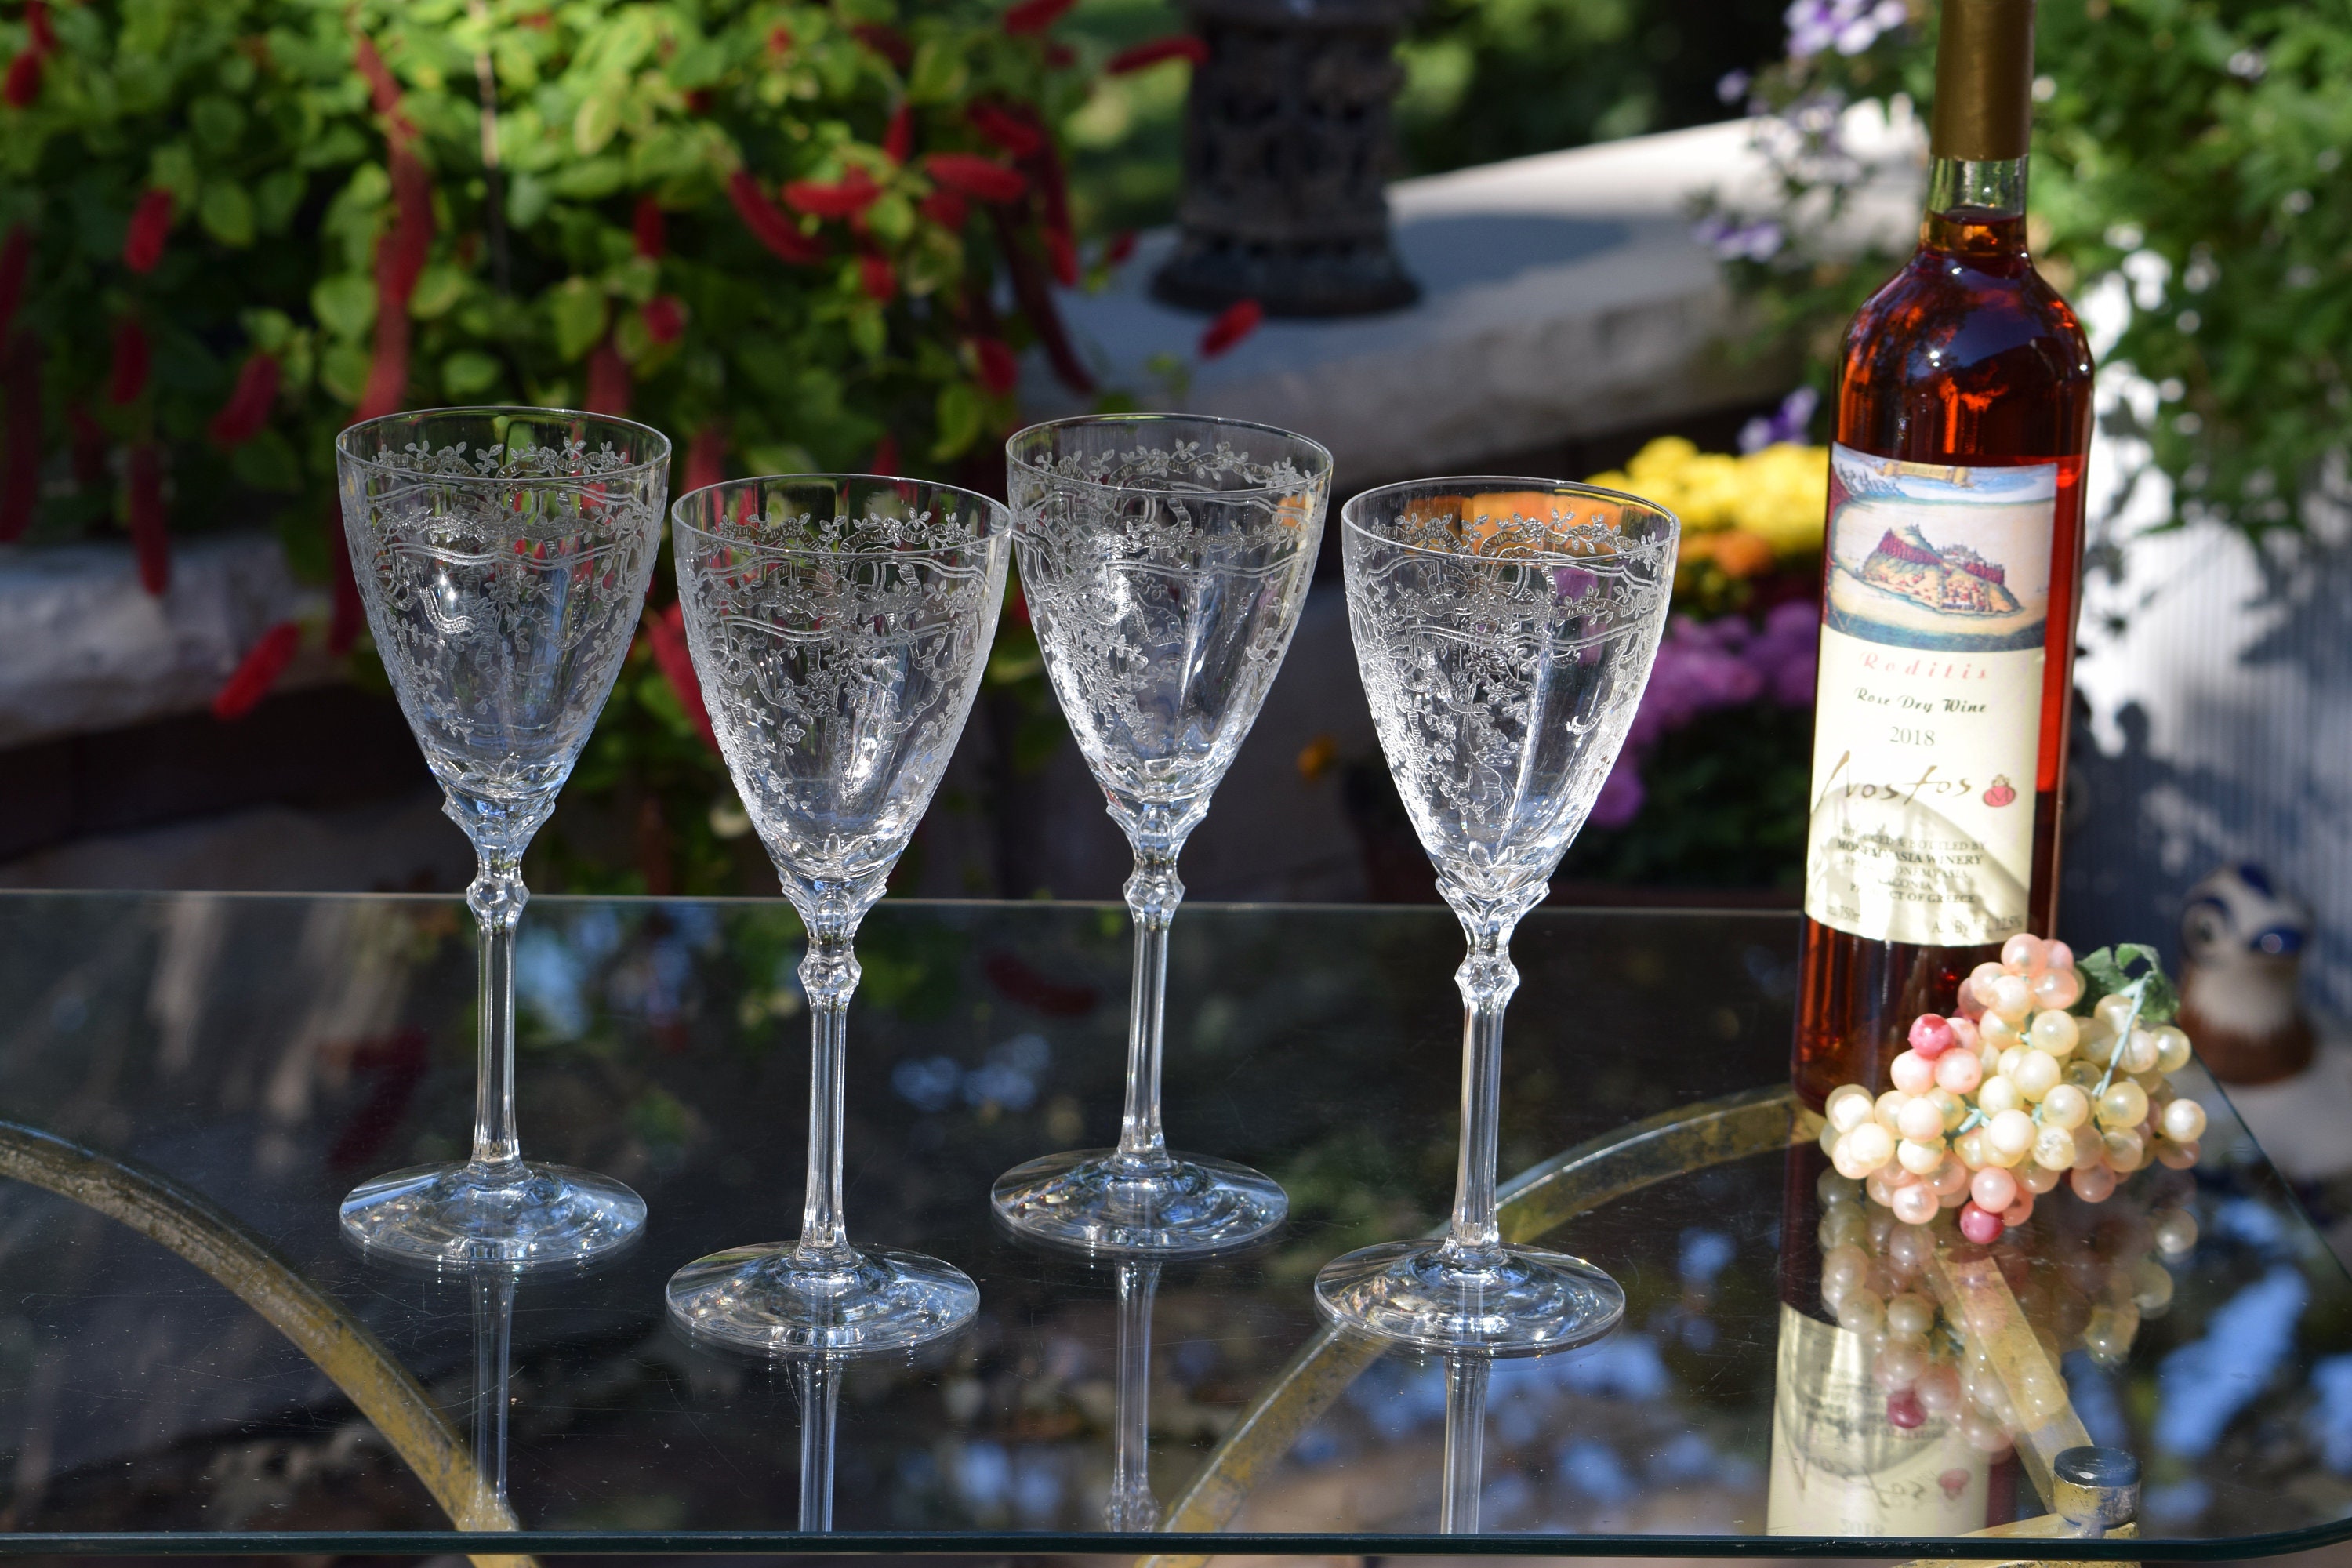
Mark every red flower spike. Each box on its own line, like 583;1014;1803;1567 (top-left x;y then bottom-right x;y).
24;1;51;53
858;252;896;303
684;422;727;493
970;103;1047;159
1199;297;1262;358
727;169;824;265
212;621;303;721
0;225;31;339
633;195;666;260
766;24;793;58
107;318;150;405
353;34;403;118
645;602;718;753
868;432;898;476
4;49;40;109
784;167;882;220
849;23;911;67
122;188;174;274
326;510;363;655
1043;41;1076;67
356;300;411;421
642;295;686;345
207;350;281;447
1106;35;1209;73
883;103;913;165
925;153;1026;204
379;145;433;308
127;441;169;595
0;332;39;541
1105;230;1138;266
584;338;630;416
919;188;969;231
972;336;1018;397
1044;227;1077;287
683;88;712;114
1002;0;1077;34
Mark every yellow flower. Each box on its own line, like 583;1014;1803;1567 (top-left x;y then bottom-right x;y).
1588;437;1828;557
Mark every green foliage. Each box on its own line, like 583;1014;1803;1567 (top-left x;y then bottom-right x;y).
1708;0;2352;539
2072;943;2182;1025
0;0;1085;558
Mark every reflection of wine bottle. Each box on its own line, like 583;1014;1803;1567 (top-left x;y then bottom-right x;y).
1791;0;2096;1108
1768;1145;1991;1537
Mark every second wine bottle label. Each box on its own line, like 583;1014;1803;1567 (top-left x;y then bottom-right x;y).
1802;446;2058;947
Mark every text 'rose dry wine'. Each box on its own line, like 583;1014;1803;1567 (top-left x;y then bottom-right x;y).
1792;0;2094;1107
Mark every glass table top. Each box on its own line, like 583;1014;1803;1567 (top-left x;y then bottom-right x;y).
0;890;2347;1558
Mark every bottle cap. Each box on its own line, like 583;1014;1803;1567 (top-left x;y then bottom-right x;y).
1930;0;2036;161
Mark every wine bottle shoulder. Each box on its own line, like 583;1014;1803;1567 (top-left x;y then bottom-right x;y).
1836;247;2094;463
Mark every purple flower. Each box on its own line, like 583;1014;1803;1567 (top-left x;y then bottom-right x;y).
1693;214;1786;263
1717;69;1752;107
1754;599;1821;705
1592;752;1645;829
1784;0;1907;58
1738;387;1820;453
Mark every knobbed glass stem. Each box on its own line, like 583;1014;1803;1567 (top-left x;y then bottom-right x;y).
466;851;528;1179
1114;851;1183;1173
1439;925;1522;1272
795;923;862;1270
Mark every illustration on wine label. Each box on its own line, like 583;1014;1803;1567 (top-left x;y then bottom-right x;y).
1805;447;2058;947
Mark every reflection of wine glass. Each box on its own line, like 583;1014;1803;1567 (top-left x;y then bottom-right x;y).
336;408;666;1265
991;415;1332;1256
1105;1261;1162;1531
1316;479;1676;1352
790;1352;846;1532
663;477;1007;1351
1440;1353;1488;1534
470;1268;518;1508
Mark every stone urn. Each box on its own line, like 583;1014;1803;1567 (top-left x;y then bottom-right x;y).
1152;0;1421;319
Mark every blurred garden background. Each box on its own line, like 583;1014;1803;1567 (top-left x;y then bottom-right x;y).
2;0;2349;1003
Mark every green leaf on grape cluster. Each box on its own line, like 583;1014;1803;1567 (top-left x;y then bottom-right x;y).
2071;944;2180;1026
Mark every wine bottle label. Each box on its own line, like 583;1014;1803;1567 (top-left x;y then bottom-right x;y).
1766;1305;1991;1536
1803;446;2058;946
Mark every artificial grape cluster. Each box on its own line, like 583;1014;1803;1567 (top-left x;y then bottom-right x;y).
1820;935;2208;1242
1814;1165;2198;1443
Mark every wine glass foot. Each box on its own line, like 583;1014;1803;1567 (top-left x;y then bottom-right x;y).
1312;1238;1624;1356
991;1148;1287;1256
665;1243;979;1352
340;1160;646;1267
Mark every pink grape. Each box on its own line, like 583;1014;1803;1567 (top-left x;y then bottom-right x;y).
1909;1014;1955;1059
2071;1162;2118;1203
1935;1048;1983;1094
1947;1016;1980;1052
1886;1389;1926;1429
1958;1202;2005;1244
1970;1166;2018;1213
1891;1182;1939;1225
2001;933;2046;973
2000;1192;2034;1226
1890;1051;1936;1094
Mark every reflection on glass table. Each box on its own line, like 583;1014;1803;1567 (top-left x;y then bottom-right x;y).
0;891;2347;1557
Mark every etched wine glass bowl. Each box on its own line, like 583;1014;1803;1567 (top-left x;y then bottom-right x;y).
335;406;669;1265
1316;477;1677;1352
664;475;1008;1351
990;414;1332;1255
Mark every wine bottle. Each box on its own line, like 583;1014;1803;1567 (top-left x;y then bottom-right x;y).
1791;0;2096;1108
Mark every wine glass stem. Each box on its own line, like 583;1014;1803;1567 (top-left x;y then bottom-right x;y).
796;924;862;1269
467;851;528;1179
1115;850;1183;1172
1441;1352;1489;1533
1443;924;1521;1269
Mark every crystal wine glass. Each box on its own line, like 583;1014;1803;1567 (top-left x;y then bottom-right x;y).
664;476;1008;1351
1316;478;1677;1352
336;407;668;1265
990;414;1332;1255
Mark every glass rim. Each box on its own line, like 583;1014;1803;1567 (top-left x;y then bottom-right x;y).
670;472;1011;558
1004;412;1335;499
1341;474;1679;563
335;404;673;480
